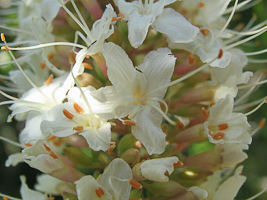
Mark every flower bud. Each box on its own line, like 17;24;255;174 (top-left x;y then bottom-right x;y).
63;147;101;168
174;124;206;144
179;86;214;104
142;181;186;197
132;163;145;182
118;134;137;156
121;148;140;167
76;73;103;88
129;189;143;199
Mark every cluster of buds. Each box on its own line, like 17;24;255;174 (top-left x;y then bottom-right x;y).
0;0;267;199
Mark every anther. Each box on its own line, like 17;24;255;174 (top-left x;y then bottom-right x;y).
118;13;124;20
73;126;84;131
40;61;46;69
82;62;93;69
200;29;210;36
63;109;74;120
188;56;194;65
1;46;10;51
25;143;33;147
48;53;54;60
123;120;137;126
112;17;119;21
129;179;142;189
262;70;267;75
210;102;215;107
1;33;5;42
53;140;61;147
173;160;183;167
95;187;104;198
44;74;54;85
68;51;76;64
259;118;266;129
218;123;229;131
201;107;209;119
73;102;83;113
107;144;116;154
50;152;58;159
176;122;185;130
217;49;223;59
47;135;56;140
264;97;267;103
197;2;205;8
43;143;52;152
213;132;225;140
3;197;9;200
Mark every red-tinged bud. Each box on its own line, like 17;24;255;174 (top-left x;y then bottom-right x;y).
179;86;214;104
129;179;142;189
142;181;186;198
91;52;108;77
174;124;206;144
73;103;83;113
44;74;54;85
63;109;74;120
121;148;140;167
107;144;116;154
77;73;103;88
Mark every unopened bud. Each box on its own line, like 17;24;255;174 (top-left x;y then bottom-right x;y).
129;189;143;199
121;148;140;167
117;134;137;156
142;181;186;198
132;163;145;182
76;73;103;88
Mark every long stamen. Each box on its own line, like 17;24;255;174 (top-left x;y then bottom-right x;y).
234;97;264;112
149;97;169;114
244;97;267;116
244;48;267;56
0;136;24;148
227;26;267;37
224;0;252;14
0;25;34;36
238;79;267;89
246;186;267;200
248;58;267;63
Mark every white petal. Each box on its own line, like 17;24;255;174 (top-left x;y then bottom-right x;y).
20;176;46;200
127;11;155;48
41;0;62;21
131;107;166;155
152;8;199;43
5;153;24;167
34;174;65;195
99;158;132;200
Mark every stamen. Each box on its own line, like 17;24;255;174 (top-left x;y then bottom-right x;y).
176;122;185;130
112;17;119;21
25;143;33;147
73;102;84;113
212;132;225;140
118;13;124;20
0;193;21;200
218;123;229;130
53;140;61;147
188;55;194;65
173;160;183;166
197;2;205;8
95;188;104;198
200;29;210;36
123;120;137;126
3;197;9;200
44;75;54;85
63;109;74;120
40;61;46;69
217;49;223;59
50;152;58;159
48;53;54;60
82;62;93;69
43;143;52;152
68;51;76;64
245;97;267;116
1;46;10;51
259;118;266;129
1;33;5;41
0;135;24;148
202;107;209;119
129;179;142;189
73;126;84;131
108;144;116;154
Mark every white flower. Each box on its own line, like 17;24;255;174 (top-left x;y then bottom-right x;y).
101;42;176;155
114;0;199;48
140;157;179;182
204;95;252;144
75;158;133;200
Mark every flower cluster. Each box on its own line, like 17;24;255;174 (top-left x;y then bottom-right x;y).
0;0;267;199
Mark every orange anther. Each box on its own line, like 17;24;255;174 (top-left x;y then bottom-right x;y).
201;107;209;119
68;51;76;64
63;109;74;120
210;102;215;107
3;197;9;200
264;97;267;103
200;29;210;36
1;46;10;51
25;143;33;147
176;122;185;130
48;53;54;60
47;135;56;140
53;140;61;147
188;56;194;65
85;55;90;58
44;74;54;85
218;123;229;131
259;118;266;129
82;62;93;69
262;70;267;75
25;158;31;161
95;187;104;198
217;49;223;59
107;144;116;154
118;13;124;20
213;132;225;140
73;102;84;113
197;2;205;8
73;126;84;131
164;170;169;174
123;120;137;126
50;152;58;159
129;179;142;189
1;33;5;42
112;17;119;21
43;143;52;152
40;61;46;69
98;187;104;196
47;198;55;200
173;160;183;167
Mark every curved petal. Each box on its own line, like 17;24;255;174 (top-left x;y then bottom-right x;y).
131;106;166;155
153;8;199;43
